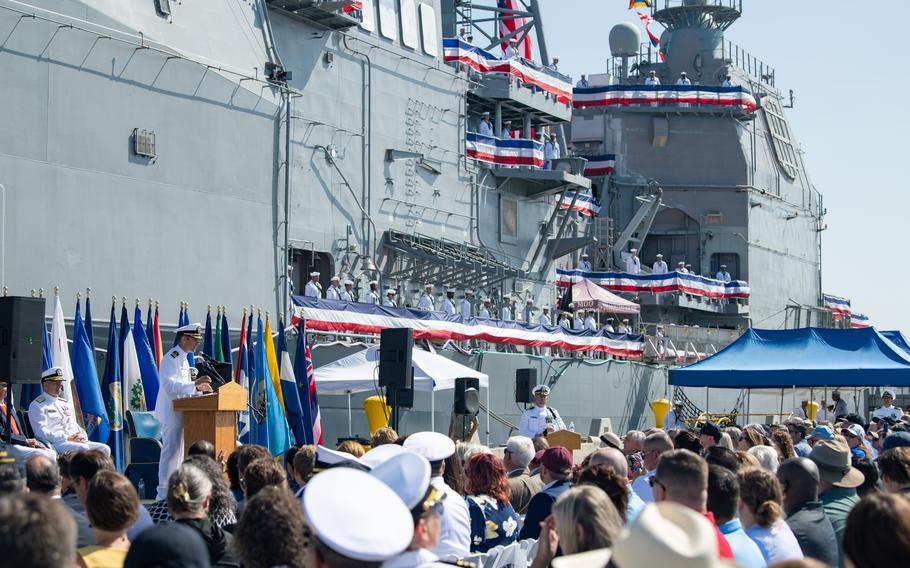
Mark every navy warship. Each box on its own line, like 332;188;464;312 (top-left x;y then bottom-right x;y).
0;0;844;444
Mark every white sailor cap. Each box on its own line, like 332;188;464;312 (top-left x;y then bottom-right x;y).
41;366;65;381
403;431;456;463
509;37;518;43
581;253;589;258
315;445;371;471
446;288;456;294
386;289;397;296
883;389;896;398
369;280;378;286
680;71;687;75
630;248;638;253
526;298;534;304
287;264;294;271
344;280;354;286
331;275;341;282
304;468;413;562
543;306;550;311
361;443;406;469
176;323;204;339
465;289;474;295
482;111;491;116
533;384;551;395
622;318;630;323
677;261;686;265
425;284;434;289
370;452;431;510
649;70;657;74
720;264;727;269
310;271;321;277
656;253;663;258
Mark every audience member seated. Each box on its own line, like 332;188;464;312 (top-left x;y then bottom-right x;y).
56;450;94;546
0;462;25;495
776;457;839;566
336;439;366;458
283;445;301;494
234;486;306;568
707;464;767;567
585;447;646;521
0;493;77;568
879;446;910;496
738;467;804;564
124;523;210;568
518;446;573;540
463;452;520;552
233;444;271;513
808;440;863;567
575;463;629;522
167;463;239;567
78;471;139;568
187;439;217;461
292;444;317;496
673;430;703;454
502;435;542;515
146;454;238;528
371;427;398;447
749;445;780;473
843;492;910;568
242;458;287;499
226;450;243;503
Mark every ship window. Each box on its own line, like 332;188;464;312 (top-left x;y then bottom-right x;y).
401;0;418;49
378;0;398;41
419;3;438;57
500;195;518;243
360;0;375;32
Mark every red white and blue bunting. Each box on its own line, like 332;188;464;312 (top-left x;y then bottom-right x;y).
580;154;616;177
573;84;757;112
443;39;573;104
466;132;544;168
851;313;871;329
292;297;644;356
823;294;852;317
559;191;601;217
557;269;751;300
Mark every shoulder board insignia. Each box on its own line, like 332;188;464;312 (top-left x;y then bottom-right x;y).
58;397;67;402
35;396;45;403
170;350;179;358
441;561;475;567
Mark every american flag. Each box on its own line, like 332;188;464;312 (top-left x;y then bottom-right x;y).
294;319;323;445
498;0;533;59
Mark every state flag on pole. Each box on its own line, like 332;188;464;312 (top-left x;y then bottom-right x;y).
122;319;146;413
102;300;125;471
220;310;233;377
203;308;215;358
52;294;75;403
153;304;163;369
72;300;110;444
214;308;224;363
264;317;286;412
294;318;323;445
251;316;291;456
85;295;95;353
133;306;160;410
277;320;307;444
236;313;250;443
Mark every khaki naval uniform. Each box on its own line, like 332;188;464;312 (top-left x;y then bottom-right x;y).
28;394;110;455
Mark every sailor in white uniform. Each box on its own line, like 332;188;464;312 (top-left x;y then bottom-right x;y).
28;367;110;456
442;289;456;316
518;385;566;438
676;261;688;274
153;324;214;499
625;248;641;275
304;271;322;298
676;71;691;86
645;70;660;86
404;432;472;560
653;254;668;274
578;253;592;272
538;306;552;326
479;300;492;319
372;452;453;568
584;312;598;331
383;289;398;308
873;390;903;421
522;299;535;324
478;111;494;137
715;265;732;282
618;318;632;334
722;74;733;87
340;279;355;302
367;280;381;305
503;37;520;60
500;297;513;322
558;312;571;329
418;285;436;311
326;276;342;300
460;290;474;319
603;318;615;334
575;74;589;88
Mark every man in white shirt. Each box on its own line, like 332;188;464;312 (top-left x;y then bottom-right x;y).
558;312;571;329
584;312;597;331
479;300;492;319
676;261;688;274
546;56;559;73
625;248;641;274
383;289;397;308
478;111;494;137
339;279;355;302
366;280;381;304
645;70;660;86
603;318;615;333
544;133;560;169
522;299;535;324
618;318;632;334
503;37;520;60
304;271;323;298
715;265;731;282
326;276;342;300
538;307;551;326
460;290;474;319
576;74;589;88
665;400;687;430
873;389;903;422
630;432;673;503
518;385;566;438
722;74;733;87
676;71;691;86
578;253;592;272
500;296;513;322
573;309;585;330
652;253;668;274
442;289;456;316
418;285;436;311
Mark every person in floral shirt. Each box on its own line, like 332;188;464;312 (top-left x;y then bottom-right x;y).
464;453;520;552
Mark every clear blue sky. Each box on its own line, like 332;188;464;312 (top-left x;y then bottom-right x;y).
535;1;907;330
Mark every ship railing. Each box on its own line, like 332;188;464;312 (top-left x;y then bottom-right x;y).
465;131;546;170
651;0;742;11
721;39;775;88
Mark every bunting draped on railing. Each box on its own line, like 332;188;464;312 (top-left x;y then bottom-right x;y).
573;84;757;112
851;313;871;329
466;132;544;168
559;191;601;217
823;294;852;317
443;39;573;104
580;154;616;177
292;297;645;356
557;269;751;300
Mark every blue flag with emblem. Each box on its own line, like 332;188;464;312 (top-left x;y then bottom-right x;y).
102;301;125;471
203;308;214;358
277;320;308;444
72;301;110;444
220;310;233;376
133;306;160;411
251;316;291;456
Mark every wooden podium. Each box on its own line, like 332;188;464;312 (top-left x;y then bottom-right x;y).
173;382;248;458
547;430;582;452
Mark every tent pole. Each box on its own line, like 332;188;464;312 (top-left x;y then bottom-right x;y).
431;389;436;432
346;390;353;437
486;386;491;446
779;388;784;422
792;386;796;419
706;387;710;419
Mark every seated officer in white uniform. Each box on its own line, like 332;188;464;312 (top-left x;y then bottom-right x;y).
371;452;453;568
404;431;472;560
304;271;322;298
154;323;214;499
519;384;566;438
1;378;55;460
29;367;110;456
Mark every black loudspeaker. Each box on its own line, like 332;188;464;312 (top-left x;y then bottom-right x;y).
379;328;413;389
0;297;46;384
515;368;536;404
395;387;414;409
455;377;480;415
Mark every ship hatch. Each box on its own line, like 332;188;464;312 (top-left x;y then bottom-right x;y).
266;0;362;31
760;95;799;180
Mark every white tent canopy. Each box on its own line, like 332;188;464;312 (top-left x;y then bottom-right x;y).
314;346;490;395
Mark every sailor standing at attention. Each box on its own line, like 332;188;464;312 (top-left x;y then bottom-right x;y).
603;318;615;334
652;254;668;274
154;324;214;499
500;296;513;322
479;300;492;319
29;367;111;456
573;309;585;330
625;248;641;274
538;306;552;326
419;285;436;311
367;280;381;305
519;385;566;438
478;111;494;137
442;289;457;316
340;280;355;302
584;311;598;331
578;253;592;272
715;265;731;282
304;271;322;298
383;289;398;308
676;71;691;86
460;290;474;319
645;69;660;86
326;276;342;300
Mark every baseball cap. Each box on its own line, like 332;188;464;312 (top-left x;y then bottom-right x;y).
540;447;573;475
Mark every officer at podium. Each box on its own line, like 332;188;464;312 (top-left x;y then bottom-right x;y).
154;323;214;499
518;385;566;438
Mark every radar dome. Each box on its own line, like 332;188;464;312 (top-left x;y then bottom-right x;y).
609;23;641;58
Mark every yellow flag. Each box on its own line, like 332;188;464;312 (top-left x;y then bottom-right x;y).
264;317;286;412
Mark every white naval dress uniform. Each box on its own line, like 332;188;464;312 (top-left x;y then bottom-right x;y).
573;317;584;331
585;316;597;331
384;547;450;567
479;306;491;319
154;345;199;499
500;305;512;321
578;260;592;271
665;408;687;430
326;286;341;300
419;293;436;311
383;298;397;308
339;289;354;302
645;76;661;86
559;318;570;330
518;405;566;438
304;280;322;298
478;119;494;137
625;255;641;274
28;394;110;456
460;299;472;319
873;405;903;421
604;324;615;333
716;271;731;282
653;260;668;274
539;313;551;326
367;290;381;304
442;298;456;316
430;475;471;560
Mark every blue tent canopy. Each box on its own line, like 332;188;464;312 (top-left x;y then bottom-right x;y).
670;327;910;389
882;331;910;357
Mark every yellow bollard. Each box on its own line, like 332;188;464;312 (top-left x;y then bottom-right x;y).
807;401;819;421
651;399;671;429
364;395;390;436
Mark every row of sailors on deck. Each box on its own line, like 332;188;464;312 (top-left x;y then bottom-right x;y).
477;112;562;164
644;69;735;87
577;250;732;281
